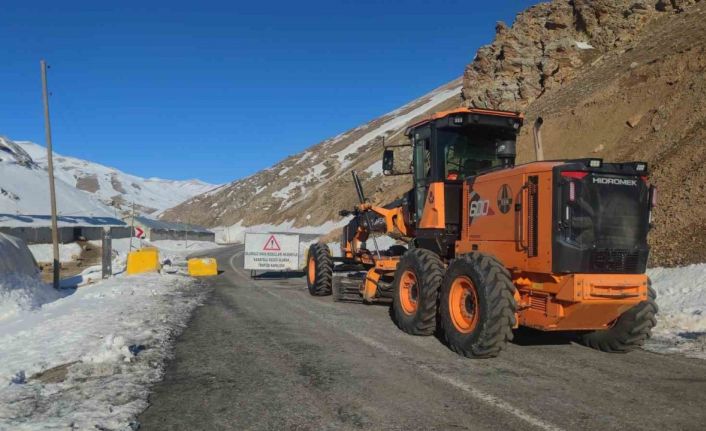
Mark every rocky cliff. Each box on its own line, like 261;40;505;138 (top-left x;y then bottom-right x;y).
462;0;701;110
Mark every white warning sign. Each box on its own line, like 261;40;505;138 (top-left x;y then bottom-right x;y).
244;233;300;271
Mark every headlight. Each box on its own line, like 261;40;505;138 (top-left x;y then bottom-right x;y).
588;159;602;168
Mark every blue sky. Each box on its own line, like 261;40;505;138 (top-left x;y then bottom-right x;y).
1;0;536;184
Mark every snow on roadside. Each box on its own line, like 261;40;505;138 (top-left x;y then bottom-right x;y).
0;234;62;320
0;272;206;430
144;239;223;266
27;242;83;264
145;239;222;254
645;264;706;359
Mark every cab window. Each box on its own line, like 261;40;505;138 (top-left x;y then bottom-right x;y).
438;127;507;179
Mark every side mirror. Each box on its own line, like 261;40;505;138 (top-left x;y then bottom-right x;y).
496;139;517;168
382;149;394;175
496;140;516;158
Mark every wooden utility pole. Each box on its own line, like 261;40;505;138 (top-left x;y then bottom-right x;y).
41;60;60;289
129;201;136;251
101;227;112;279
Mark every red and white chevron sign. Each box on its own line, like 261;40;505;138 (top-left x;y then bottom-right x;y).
134;226;146;239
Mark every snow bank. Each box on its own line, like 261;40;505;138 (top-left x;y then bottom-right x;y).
0;273;205;429
27;242;83;263
0;233;61;320
0;233;40;276
58;265;106;289
145;239;223;266
146;239;222;254
645;264;706;359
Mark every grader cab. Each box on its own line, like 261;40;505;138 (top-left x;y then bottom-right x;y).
306;107;658;358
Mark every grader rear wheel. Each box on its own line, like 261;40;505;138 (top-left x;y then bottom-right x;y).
391;248;444;336
580;282;658;353
306;243;333;296
439;253;516;358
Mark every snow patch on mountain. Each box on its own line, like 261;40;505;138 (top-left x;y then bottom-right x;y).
333;84;462;166
364;160;383;177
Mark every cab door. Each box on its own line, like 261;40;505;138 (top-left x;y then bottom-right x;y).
412;128;432;222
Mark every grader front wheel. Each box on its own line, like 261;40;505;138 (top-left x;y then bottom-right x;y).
306;243;333;296
391;249;444;336
439;253;516;358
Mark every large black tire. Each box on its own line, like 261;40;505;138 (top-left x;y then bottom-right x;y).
580;282;658;353
439;253;516;358
391;248;444;336
306;243;333;296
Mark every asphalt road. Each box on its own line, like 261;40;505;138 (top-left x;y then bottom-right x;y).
139;244;706;431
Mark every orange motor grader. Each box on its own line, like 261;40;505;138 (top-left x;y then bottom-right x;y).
306;107;658;358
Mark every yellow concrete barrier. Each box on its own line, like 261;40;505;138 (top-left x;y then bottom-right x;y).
126;247;161;275
188;257;218;277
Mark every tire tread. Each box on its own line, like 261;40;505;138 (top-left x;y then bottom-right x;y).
440;252;516;359
307;243;333;296
392;248;444;336
580;282;658;353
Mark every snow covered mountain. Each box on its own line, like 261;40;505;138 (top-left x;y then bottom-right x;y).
0;137;114;220
0;136;216;219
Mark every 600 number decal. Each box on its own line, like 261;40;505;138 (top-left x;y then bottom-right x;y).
469;199;490;218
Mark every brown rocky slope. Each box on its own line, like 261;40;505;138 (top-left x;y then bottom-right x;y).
514;5;706;266
164;1;704;266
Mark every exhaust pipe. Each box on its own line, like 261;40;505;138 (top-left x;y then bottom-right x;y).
532;117;544;162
